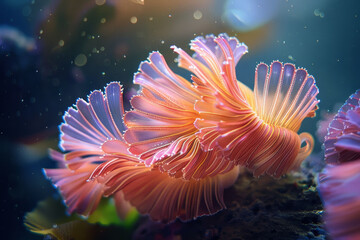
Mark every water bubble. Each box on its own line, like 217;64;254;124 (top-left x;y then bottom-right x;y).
314;9;325;18
22;6;31;17
131;0;144;5
130;16;138;24
58;40;64;47
95;0;106;6
223;0;279;32
100;18;106;24
193;10;203;20
74;54;87;67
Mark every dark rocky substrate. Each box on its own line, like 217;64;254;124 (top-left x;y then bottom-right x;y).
133;170;326;240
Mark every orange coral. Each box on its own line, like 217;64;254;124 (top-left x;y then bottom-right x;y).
44;82;239;222
172;35;318;177
44;34;319;222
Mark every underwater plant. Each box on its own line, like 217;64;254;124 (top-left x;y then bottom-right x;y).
44;34;319;222
319;89;360;239
24;197;138;240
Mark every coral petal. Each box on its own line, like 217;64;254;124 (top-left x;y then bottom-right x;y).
57;82;127;168
102;140;130;155
125;50;232;178
319;161;360;239
104;163;240;222
113;191;134;219
324;89;360;164
254;62;319;131
44;163;105;216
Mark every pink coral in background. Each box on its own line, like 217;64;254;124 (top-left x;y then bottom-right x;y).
324;89;360;164
319;89;360;239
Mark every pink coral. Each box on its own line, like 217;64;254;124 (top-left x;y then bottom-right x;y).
44;34;319;222
44;82;239;222
319;89;360;239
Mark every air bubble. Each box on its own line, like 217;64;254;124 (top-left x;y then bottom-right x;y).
193;10;203;20
130;16;138;24
74;54;87;67
95;0;106;6
58;40;64;47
